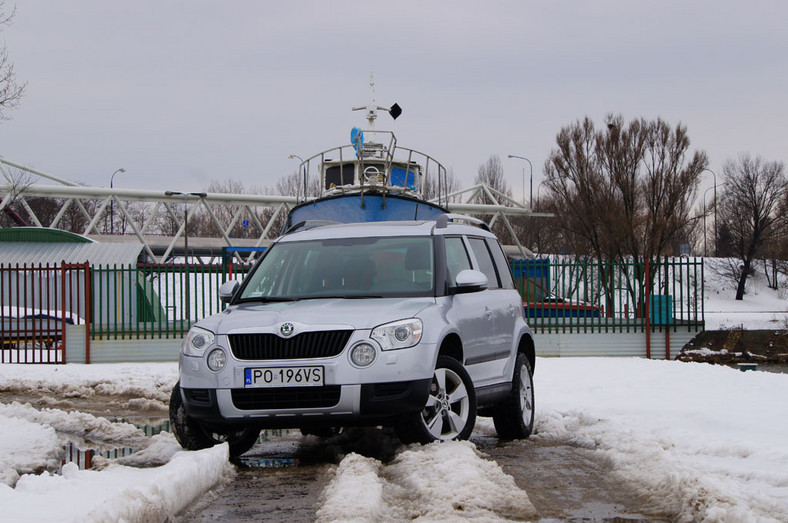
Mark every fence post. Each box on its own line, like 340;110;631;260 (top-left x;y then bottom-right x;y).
84;262;91;364
645;258;651;359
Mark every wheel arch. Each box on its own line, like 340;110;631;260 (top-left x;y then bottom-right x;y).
438;332;464;363
518;333;536;374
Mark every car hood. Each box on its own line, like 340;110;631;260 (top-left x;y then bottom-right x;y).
196;297;436;334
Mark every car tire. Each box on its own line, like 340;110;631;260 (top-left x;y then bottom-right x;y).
169;382;260;458
492;352;535;439
396;355;477;444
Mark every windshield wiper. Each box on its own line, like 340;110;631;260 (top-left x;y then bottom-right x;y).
238;296;298;303
241;295;385;303
293;295;385;300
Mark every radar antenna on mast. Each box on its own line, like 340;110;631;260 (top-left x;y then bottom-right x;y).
352;73;401;128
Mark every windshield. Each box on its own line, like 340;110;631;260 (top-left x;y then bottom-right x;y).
238;236;434;301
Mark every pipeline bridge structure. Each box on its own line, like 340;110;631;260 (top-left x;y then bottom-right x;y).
0;156;550;263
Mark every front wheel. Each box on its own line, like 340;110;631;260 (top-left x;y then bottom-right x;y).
169;382;260;458
396;355;477;444
492;353;535;439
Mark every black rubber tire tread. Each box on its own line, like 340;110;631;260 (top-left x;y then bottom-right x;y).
492;353;535;440
169;382;260;458
395;355;477;444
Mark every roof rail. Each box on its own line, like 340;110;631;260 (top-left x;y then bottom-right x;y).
435;213;491;232
283;220;341;235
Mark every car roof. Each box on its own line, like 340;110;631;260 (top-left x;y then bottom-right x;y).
278;219;497;243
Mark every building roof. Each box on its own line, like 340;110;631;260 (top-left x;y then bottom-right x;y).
0;227;94;243
0;242;144;266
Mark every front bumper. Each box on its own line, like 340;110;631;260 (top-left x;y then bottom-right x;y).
181;378;432;429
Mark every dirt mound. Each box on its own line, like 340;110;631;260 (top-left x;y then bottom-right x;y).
680;329;788;364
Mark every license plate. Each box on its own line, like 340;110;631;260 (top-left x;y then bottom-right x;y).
244;366;324;388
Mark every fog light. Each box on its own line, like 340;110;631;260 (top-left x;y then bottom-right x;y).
207;348;226;371
350;343;376;367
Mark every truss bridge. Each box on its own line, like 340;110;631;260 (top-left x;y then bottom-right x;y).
1;156;549;263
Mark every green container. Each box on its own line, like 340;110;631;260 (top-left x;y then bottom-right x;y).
649;295;673;325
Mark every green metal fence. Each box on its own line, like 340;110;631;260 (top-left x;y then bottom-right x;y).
91;263;252;340
89;257;704;340
513;257;704;335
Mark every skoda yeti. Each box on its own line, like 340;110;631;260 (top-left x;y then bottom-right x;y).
169;215;535;456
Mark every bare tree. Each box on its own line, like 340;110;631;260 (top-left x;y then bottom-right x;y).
276;169;321;200
474;155;511;198
543;117;615;260
422;167;461;203
185;179;268;238
0;166;33;226
473;155;512;240
545;115;706;262
0;2;25;120
717;154;787;300
543;115;707;312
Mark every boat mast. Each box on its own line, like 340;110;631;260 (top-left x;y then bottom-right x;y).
351;73;401;130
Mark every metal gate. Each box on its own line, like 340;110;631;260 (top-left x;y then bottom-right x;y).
0;263;91;364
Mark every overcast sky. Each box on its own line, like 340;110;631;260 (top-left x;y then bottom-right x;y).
1;1;785;201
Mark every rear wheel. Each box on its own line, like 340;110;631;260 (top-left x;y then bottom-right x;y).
169;382;259;458
492;353;535;439
396;355;477;444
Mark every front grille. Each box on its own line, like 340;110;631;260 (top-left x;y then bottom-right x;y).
228;330;353;360
231;386;342;410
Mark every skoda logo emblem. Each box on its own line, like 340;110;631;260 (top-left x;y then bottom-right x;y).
280;323;294;337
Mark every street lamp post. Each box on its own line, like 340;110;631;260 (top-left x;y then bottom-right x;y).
535;180;548;210
109;168;125;234
703;168;718;257
702;185;715;256
288;154;306;202
508;155;533;208
165;190;207;325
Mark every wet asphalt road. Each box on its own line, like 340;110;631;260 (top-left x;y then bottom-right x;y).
180;428;672;522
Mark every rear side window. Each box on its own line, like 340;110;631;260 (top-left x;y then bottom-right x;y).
445;237;471;284
468;237;500;289
486;238;515;289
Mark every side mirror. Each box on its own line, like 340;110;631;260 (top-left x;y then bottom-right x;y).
453;269;488;294
219;280;240;304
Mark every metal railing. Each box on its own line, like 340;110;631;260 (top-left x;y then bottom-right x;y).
513;257;704;335
91;262;253;340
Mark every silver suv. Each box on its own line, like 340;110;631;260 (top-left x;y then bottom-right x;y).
169;215;535;457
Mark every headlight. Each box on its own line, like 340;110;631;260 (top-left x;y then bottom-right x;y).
371;319;422;350
183;327;215;356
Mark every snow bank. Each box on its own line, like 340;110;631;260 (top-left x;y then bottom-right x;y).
0;414;61;486
316;441;538;522
0;363;231;522
535;357;788;522
0;444;234;523
0;362;178;403
0;402;146;443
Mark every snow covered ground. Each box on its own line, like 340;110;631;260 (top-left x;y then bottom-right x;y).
1;357;787;522
704;258;788;330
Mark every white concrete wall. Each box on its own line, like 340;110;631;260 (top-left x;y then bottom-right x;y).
65;325;699;363
66;325;181;363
